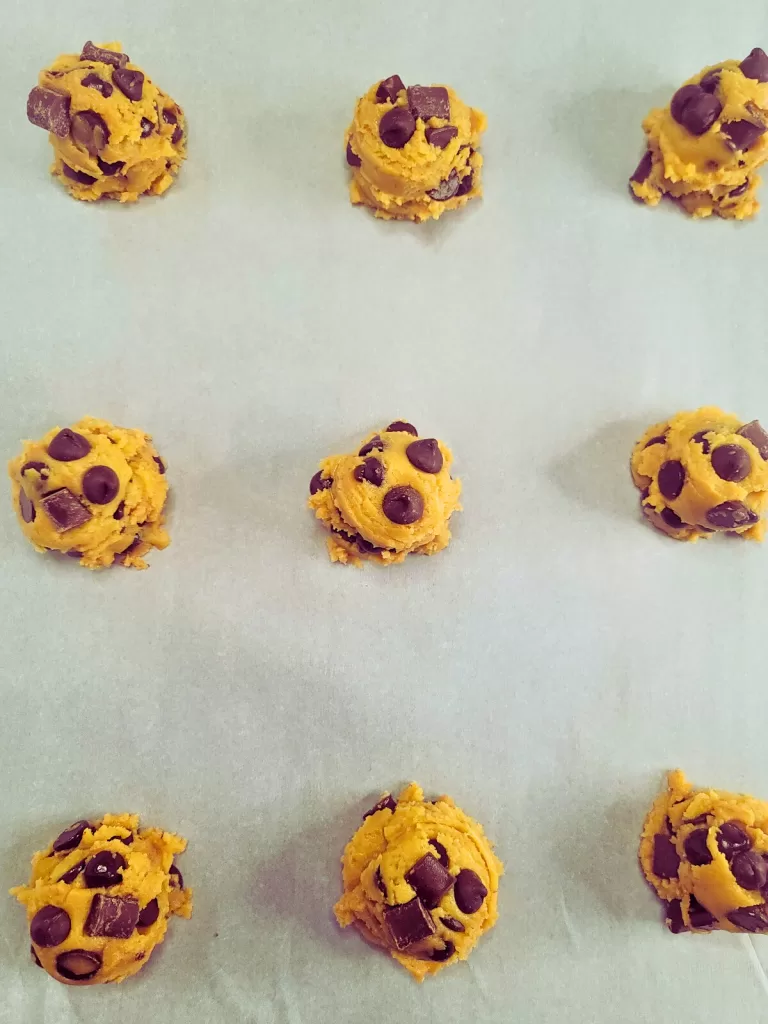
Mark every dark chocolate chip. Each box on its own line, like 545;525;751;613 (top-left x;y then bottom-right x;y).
113;68;144;101
40;489;93;533
21;461;49;478
359;436;385;456
691;430;711;453
722;119;767;151
346;141;361;167
405;853;455;909
684;814;709;825
85;894;139;938
670;85;702;124
711;444;751;482
353;457;384;486
140;118;154;137
731;851;768;890
162;108;178;124
56;948;102;981
386;421;418;435
379;107;416;148
153;456;166;474
66;550;82;558
113;501;125;521
31;946;43;968
658;460;685;500
71;110;109;155
665;899;686;933
729;180;750;197
684;828;712;866
660;507;685;529
363;794;396;819
27;87;71;137
430;940;455;961
30;906;71;947
671;85;721;135
169;864;184;889
48;429;91;462
442;915;465;932
355;535;383;554
382;485;424;525
19;489;35;523
97;157;124;175
107;833;133;845
80;41;128;67
61;860;85;884
688;896;715;929
727;904;768;931
384;898;436;950
426;125;458;149
53;820;91;853
699;69;722;93
62;164;97;185
309;470;332;495
738;420;768;460
82;465;120;504
455;170;474;196
644;434;667;448
172;125;183;145
706;500;759;529
376;75;405;104
406;438;443;474
652;834;680;879
427;169;460;201
740;48;768;83
407;85;450;121
81;73;113;98
429;839;449;868
640;487;650;501
718;821;752;858
630;150;654;185
84;850;126;888
454;869;487;914
138;898;160;928
374;867;387;898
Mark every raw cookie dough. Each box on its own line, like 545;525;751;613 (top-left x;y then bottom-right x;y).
334;783;502;981
345;76;486;221
10;814;192;985
8;416;170;569
630;407;768;541
308;420;462;566
640;771;768;934
27;40;186;202
629;48;768;219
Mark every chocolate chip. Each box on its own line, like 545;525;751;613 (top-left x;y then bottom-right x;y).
711;444;751;482
699;69;721;93
353;457;384;486
31;946;43;968
644;434;667;448
82;465;120;504
62;164;97;185
71;110;109;155
80;41;128;67
356;535;382;554
113;501;125;521
382;485;424;525
85;894;139;938
359;436;385;456
658;460;685;500
630;150;654;185
19;489;35;523
374;868;387;898
30;906;71;947
27;87;71;137
405;853;455;909
84;850;126;888
386;421;418;435
162;108;178;125
169;864;184;889
112;68;144;101
665;899;686;933
97;157;124;175
40;489;93;533
407;85;450;121
691;430;711;453
108;832;133;845
379;107;416;148
652;834;680;879
140;118;154;138
53;820;91;853
671;85;721;136
48;428;92;461
688;896;715;929
706;500;759;529
455;170;474;197
66;550;82;558
363;794;396;819
684;814;709;825
683;828;712;866
427;169;460;201
731;851;768;890
454;869;487;914
406;438;443;473
56;949;102;981
429;839;449;868
138;898;160;927
660;507;685;529
346;141;362;167
722;119;766;151
717;821;752;858
309;471;332;495
670;85;703;124
442;916;465;932
730;180;750;197
738;420;768;460
384;898;436;950
740;47;768;83
172;125;184;145
61;860;85;884
376;75;405;104
81;73;113;97
426;125;458;149
21;461;49;479
430;940;455;961
726;904;768;931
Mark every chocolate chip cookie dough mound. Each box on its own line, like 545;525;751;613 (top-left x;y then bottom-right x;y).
334;784;502;981
27;40;186;201
11;814;192;985
631;407;768;541
8;416;170;569
308;421;462;566
630;48;768;219
345;76;486;221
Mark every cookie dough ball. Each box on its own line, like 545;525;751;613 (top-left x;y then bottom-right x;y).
630;407;768;541
308;421;462;566
334;784;502;981
8;416;170;569
629;48;768;219
345;76;486;221
10;814;192;985
26;40;186;202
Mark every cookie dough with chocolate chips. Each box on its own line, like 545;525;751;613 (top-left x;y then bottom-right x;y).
640;770;768;934
345;76;486;221
630;48;768;219
334;783;502;981
10;814;192;985
26;40;186;201
8;416;170;569
308;421;462;566
630;407;768;541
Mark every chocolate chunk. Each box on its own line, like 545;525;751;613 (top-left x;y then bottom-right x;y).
429;839;449;868
630;150;653;185
359;436;385;456
671;85;722;136
711;444;751;482
688;896;715;929
169;864;184;889
738;420;768;460
652;834;680;879
727;904;768;931
406;438;443;473
430;940;455;961
699;69;721;93
97;157;124;175
113;68;144;102
717;821;752;858
376;75;405;104
455;170;474;197
80;41;128;67
427;169;460;201
71;109;110;155
48;428;92;461
386;421;418;435
644;434;667;448
61;860;85;884
722;119;766;151
729;180;750;197
658;460;685;500
740;47;768;83
309;471;332;495
56;949;102;981
660;507;685;529
40;489;93;533
706;500;759;529
62;164;97;185
346;141;362;167
113;501;125;521
81;73;113;97
353;457;384;486
141;118;154;137
426;125;458;149
84;850;126;888
683;828;712;866
31;946;43;968
82;465;120;504
363;794;396;819
407;85;450;121
382;485;424;525
53;820;91;852
442;915;465;932
30;905;71;947
379;107;416;148
454;869;487;914
405;853;455;909
27;87;71;137
384;898;436;949
138;898;160;927
731;851;768;890
665;899;685;933
85;894;139;938
19;489;35;523
21;461;49;479
691;430;711;453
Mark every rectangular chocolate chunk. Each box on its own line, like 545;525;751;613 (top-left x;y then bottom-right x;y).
27;87;71;138
80;41;129;68
85;894;139;938
40;489;93;532
384;897;436;950
407;85;450;122
405;853;454;909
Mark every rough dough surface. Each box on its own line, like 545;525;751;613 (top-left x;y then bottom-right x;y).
640;771;768;934
10;814;192;985
629;48;768;219
345;76;486;221
8;416;170;569
27;40;186;202
630;406;768;541
334;783;502;981
308;421;462;566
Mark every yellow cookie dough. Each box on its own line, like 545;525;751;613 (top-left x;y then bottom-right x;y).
640;771;768;934
630;407;768;541
630;48;768;219
11;814;192;985
8;416;170;569
334;783;502;981
345;75;486;221
26;40;186;202
308;420;462;566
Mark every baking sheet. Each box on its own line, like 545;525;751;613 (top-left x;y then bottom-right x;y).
3;1;768;1021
